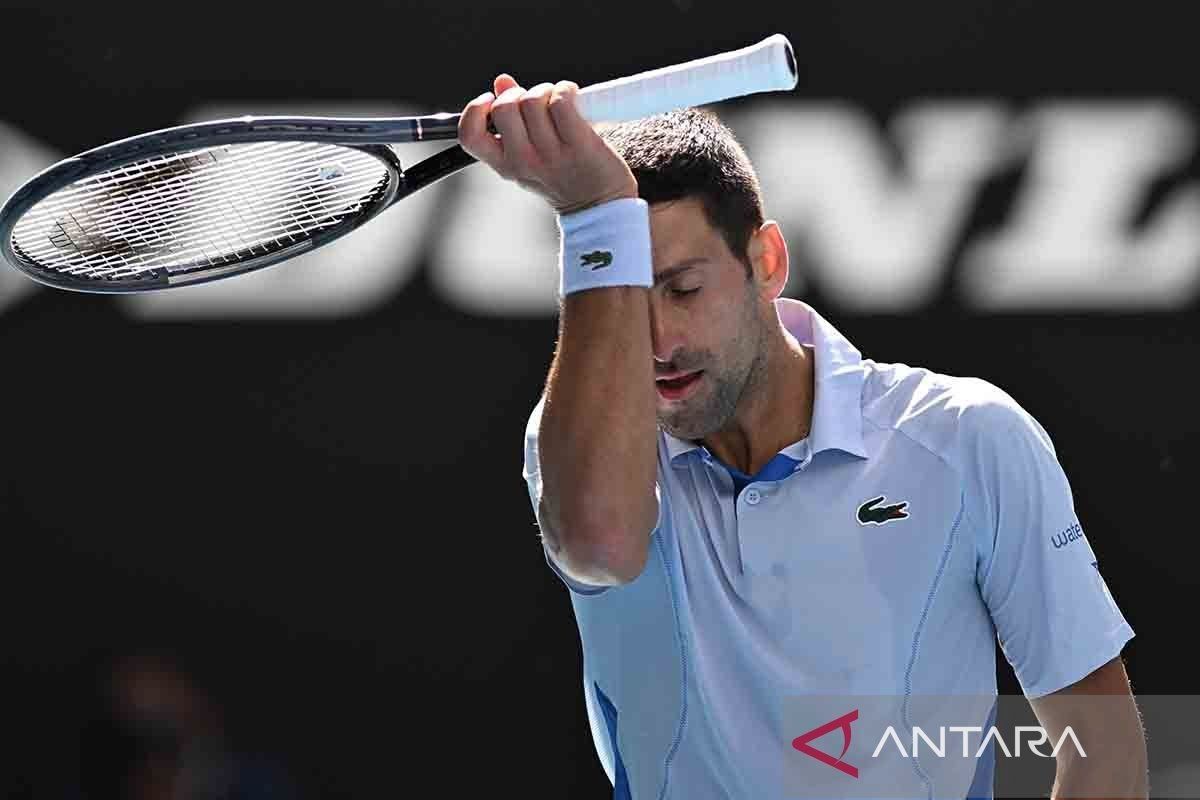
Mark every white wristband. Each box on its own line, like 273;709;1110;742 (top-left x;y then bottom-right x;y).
557;198;654;297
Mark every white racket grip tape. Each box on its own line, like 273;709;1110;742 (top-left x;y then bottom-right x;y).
574;34;797;123
558;198;653;297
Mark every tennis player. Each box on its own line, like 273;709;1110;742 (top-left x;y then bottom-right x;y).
460;75;1147;799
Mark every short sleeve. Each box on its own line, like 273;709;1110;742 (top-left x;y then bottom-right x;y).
522;395;612;596
963;384;1134;698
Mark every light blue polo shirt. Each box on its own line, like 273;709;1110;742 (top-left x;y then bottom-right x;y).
521;299;1133;800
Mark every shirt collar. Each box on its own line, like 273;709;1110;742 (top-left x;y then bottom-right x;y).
664;298;868;464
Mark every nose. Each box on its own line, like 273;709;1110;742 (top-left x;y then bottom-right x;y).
650;299;682;365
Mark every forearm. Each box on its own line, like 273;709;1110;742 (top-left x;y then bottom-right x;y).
538;286;659;584
456;72;655;581
1031;660;1148;800
1050;725;1148;800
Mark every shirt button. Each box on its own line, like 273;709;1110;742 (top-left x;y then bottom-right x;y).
745;488;762;505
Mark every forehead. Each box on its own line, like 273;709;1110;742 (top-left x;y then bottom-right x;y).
648;197;725;263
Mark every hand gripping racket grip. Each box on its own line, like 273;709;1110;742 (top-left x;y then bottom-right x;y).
478;34;796;134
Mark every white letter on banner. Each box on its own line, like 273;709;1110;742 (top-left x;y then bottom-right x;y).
873;725;909;758
961;102;1200;310
1052;726;1087;758
730;102;1013;311
428;165;561;316
949;726;982;758
1015;725;1051;757
912;726;946;758
979;726;1013;759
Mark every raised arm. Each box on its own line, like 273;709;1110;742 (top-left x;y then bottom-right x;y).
460;74;659;586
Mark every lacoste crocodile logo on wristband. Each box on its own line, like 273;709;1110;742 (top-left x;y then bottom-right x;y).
580;250;614;270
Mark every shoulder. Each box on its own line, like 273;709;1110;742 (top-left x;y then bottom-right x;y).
859;359;1051;468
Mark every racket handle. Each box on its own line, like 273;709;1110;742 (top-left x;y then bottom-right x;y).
574;34;797;124
434;34;795;141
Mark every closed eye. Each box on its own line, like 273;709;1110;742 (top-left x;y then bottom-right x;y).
667;286;701;298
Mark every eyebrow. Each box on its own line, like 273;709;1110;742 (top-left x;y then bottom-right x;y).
653;258;708;287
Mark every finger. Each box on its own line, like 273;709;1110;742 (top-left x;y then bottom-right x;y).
487;75;521;136
519;82;563;158
490;84;535;169
493;73;519;96
548;81;593;147
457;91;503;165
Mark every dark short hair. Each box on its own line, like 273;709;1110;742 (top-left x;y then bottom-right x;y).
599;108;765;271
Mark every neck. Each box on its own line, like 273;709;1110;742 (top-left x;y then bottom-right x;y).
702;317;814;476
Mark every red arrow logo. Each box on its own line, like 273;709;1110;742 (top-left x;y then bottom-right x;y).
791;709;860;778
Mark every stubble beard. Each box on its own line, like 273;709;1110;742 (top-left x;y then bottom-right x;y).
657;291;768;441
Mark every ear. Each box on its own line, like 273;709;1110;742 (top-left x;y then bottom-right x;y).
748;221;789;300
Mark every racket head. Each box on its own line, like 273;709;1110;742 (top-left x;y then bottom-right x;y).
0;118;415;293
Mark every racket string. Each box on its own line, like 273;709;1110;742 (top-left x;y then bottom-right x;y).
10;141;393;280
32;142;368;224
28;148;382;271
71;144;375;228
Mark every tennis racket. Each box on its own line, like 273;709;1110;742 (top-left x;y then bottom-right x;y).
0;34;796;293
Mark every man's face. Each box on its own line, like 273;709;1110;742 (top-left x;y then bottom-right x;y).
648;197;767;440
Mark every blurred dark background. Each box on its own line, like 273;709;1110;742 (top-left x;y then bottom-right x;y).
1;1;1196;797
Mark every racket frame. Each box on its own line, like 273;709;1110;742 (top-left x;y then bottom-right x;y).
0;114;475;293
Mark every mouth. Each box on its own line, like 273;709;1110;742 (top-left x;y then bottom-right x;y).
655;370;704;402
